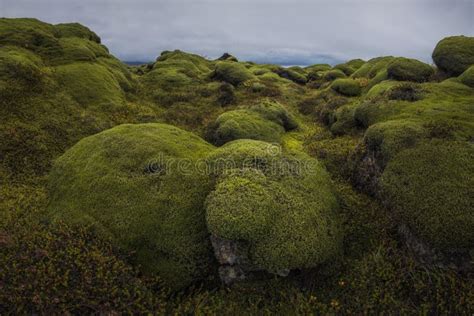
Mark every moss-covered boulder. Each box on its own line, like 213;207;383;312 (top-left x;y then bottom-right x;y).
206;102;298;145
432;36;474;76
207;109;284;145
205;140;342;274
47;123;216;289
364;120;427;167
387;57;434;82
331;78;361;96
381;140;474;251
458;65;474;88
212;61;254;86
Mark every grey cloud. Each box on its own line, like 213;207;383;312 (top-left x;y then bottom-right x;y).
1;0;473;65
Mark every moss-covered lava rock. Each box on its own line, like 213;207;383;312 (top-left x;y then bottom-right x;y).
207;102;298;146
47;123;216;289
381;140;474;251
432;36;474;76
205;140;342;273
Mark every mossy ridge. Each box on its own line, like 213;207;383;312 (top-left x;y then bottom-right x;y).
205;139;342;272
47;123;216;289
381;140;474;251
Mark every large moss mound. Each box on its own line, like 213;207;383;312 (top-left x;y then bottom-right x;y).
432;36;474;76
387;57;434;82
331;78;362;96
205;140;342;273
207;102;298;145
47;123;216;289
212;61;254;86
381;140;474;251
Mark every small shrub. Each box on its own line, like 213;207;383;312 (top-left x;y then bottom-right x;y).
432;35;474;76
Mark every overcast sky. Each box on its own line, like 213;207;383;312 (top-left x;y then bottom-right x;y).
1;0;473;65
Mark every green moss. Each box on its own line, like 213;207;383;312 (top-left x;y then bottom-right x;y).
381;140;474;251
352;56;394;79
305;64;332;81
157;50;212;73
0;46;47;94
386;82;424;101
55;22;101;43
334;59;365;76
212;61;254;86
458;65;474;88
205;140;342;272
364;119;427;167
272;67;308;84
323;69;346;81
207;109;284;145
330;103;359;135
53;62;125;106
331;79;361;96
0;18;61;61
47;123;215;289
432;35;474;76
354;80;474;139
387;57;434;82
207;102;298;145
251;101;298;131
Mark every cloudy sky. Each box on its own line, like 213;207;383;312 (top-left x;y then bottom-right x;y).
2;0;473;65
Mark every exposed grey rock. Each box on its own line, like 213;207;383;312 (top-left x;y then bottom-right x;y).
210;234;291;284
398;223;473;272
